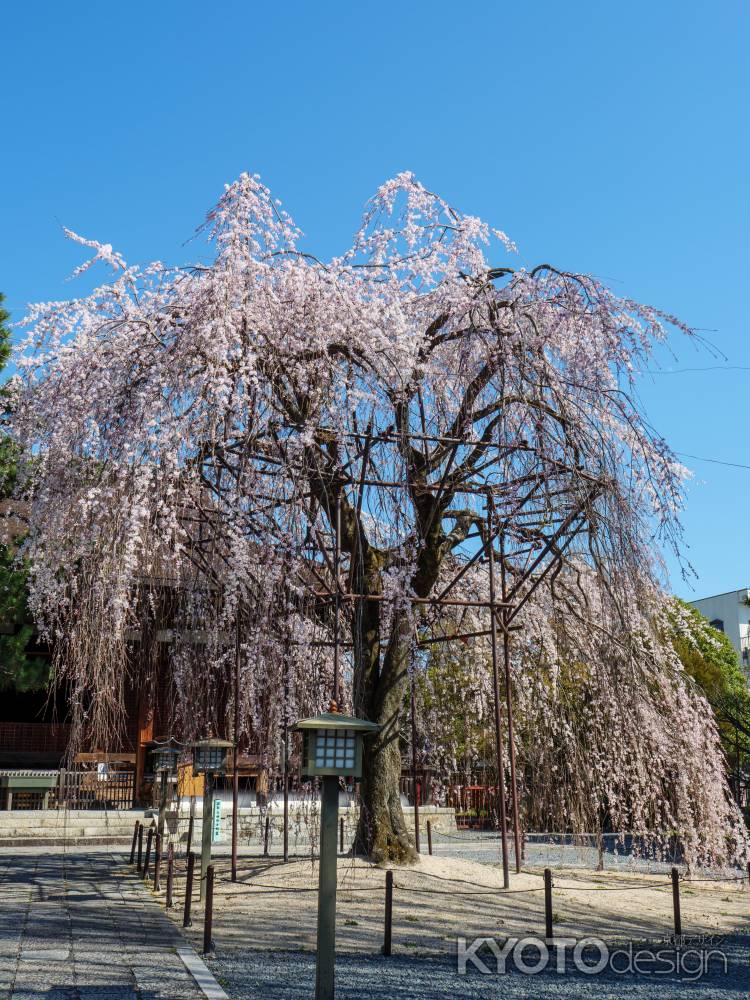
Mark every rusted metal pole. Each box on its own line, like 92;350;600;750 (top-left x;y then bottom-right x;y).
186;799;195;856
203;864;214;954
183;851;195;927
153;833;162;891
503;614;521;873
498;529;522;874
232;616;240;883
409;662;421;854
143;827;154;880
129;821;139;864
166;843;174;908
333;491;342;706
137;822;144;873
671;867;682;938
263;813;270;857
427;820;433;856
340;817;344;854
487;505;510;889
383;869;393;957
283;648;289;864
544;868;553;940
501;623;522;872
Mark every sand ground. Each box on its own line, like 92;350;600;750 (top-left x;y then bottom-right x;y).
148;852;750;956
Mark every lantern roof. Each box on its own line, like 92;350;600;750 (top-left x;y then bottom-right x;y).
147;738;183;752
190;736;233;749
292;712;380;734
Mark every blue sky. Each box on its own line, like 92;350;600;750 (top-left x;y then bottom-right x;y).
1;1;748;599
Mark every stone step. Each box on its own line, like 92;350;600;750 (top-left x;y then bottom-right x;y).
0;835;132;847
0;812;150;841
0;812;147;827
0;826;148;838
0;810;147;820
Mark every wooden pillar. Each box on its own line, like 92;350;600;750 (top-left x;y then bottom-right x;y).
135;690;154;806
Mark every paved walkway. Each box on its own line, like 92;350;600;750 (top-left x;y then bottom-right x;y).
0;849;207;999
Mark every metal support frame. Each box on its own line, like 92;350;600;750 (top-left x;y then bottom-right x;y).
409;657;421;854
231;619;240;883
177;421;606;892
487;506;511;889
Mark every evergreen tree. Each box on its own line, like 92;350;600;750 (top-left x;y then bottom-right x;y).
0;293;47;691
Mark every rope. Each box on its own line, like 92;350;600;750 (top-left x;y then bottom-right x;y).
391;868;523;892
682;875;747;883
553;883;672;892
216;878;383;894
393;883;545;896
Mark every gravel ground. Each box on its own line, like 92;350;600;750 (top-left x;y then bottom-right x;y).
429;831;727;876
208;936;750;999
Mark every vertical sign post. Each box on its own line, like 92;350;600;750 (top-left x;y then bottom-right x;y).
212;797;222;843
189;735;231;902
200;772;213;901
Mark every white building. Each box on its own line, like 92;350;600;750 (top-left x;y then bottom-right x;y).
689;588;750;669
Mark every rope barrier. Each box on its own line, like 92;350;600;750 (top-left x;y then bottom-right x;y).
682;875;747;883
157;849;748;893
215;879;383;894
140;838;749;967
390;868;530;892
554;883;672;892
394;883;545;896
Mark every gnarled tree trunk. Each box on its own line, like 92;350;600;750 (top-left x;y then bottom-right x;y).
355;613;417;863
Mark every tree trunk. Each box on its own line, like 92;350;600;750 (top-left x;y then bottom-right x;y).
355;612;418;863
328;467;453;863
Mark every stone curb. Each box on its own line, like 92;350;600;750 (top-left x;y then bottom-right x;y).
123;855;230;999
177;947;230;999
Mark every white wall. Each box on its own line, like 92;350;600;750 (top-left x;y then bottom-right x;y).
690;589;750;669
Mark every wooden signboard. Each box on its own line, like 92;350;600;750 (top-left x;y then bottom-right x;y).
177;761;204;798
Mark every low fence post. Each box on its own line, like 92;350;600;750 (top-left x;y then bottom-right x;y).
153;833;162;891
263;814;270;857
544;868;553;940
671;867;682;938
143;827;154;880
747;861;750;888
186;812;195;856
203;864;215;955
166;843;174;908
183;851;195;927
340;817;344;854
383;869;393;957
137;823;144;873
427;820;433;856
129;821;140;864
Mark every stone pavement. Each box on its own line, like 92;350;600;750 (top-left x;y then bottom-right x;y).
0;848;208;999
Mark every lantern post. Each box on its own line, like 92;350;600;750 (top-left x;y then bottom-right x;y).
190;735;232;900
149;740;181;838
293;705;380;1000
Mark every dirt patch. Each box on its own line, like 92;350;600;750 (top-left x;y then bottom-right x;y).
155;852;750;957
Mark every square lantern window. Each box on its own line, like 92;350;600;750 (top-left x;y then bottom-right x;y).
294;712;380;779
190;737;232;775
149;740;182;775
